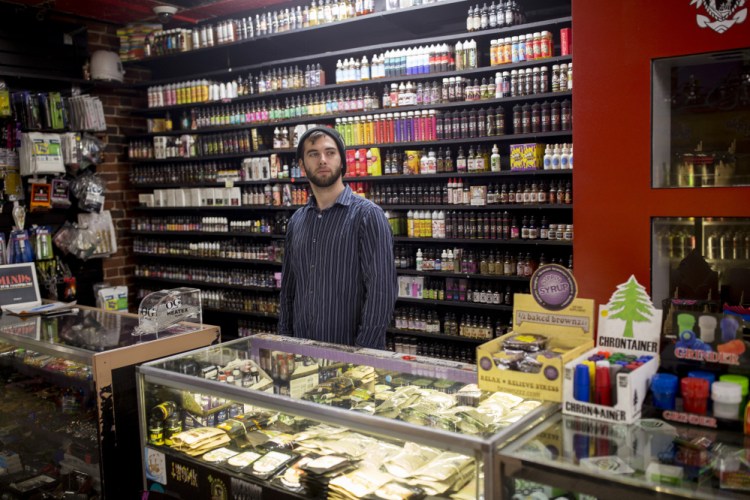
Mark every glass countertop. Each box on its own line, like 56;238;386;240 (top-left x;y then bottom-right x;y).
0;307;203;356
500;412;750;499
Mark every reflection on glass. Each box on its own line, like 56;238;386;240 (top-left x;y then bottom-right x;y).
652;49;750;188
651;217;750;315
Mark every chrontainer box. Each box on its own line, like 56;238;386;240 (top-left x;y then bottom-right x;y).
562;276;662;424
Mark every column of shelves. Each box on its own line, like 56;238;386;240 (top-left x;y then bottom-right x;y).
127;2;574;356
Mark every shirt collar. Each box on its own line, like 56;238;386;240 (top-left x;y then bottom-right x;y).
306;185;354;210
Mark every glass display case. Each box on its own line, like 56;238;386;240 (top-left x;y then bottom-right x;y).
0;306;219;499
136;334;558;499
651;216;750;312
652;48;750;188
497;412;750;499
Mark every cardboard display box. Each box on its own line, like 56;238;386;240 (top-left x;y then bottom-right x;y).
562;276;662;424
477;293;595;402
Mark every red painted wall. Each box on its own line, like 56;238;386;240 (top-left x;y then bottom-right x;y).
573;0;750;305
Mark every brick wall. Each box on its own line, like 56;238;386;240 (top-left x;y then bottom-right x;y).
86;21;150;306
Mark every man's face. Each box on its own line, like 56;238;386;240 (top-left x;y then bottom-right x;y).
300;135;343;188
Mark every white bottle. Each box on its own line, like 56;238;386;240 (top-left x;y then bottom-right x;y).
407;210;415;237
446;249;454;271
543;145;552;170
416;248;423;271
437;210;445;238
569;145;574;170
336;59;344;83
490;144;501;172
361;55;370;80
560;144;570;170
551;144;561;170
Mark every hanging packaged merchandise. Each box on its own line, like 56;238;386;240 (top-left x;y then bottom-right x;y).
19;132;65;176
7;229;35;263
71;173;105;212
78;211;117;256
79;133;105;169
60;133;81;167
52;221;101;260
50;178;72;208
31;226;54;261
29;181;52;211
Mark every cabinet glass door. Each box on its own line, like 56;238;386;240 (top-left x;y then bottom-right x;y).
651;216;750;313
652;49;750;188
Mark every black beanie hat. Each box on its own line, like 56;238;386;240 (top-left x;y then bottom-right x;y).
296;126;347;174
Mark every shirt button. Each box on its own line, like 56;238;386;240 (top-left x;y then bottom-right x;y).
312;239;316;243
317;214;322;219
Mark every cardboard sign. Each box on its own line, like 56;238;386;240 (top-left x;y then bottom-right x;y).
0;263;41;312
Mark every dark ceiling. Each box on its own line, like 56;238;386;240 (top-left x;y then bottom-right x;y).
0;0;291;25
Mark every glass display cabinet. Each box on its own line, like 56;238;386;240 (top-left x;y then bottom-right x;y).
497;412;750;499
0;306;219;499
651;216;750;313
652;48;750;188
136;334;558;499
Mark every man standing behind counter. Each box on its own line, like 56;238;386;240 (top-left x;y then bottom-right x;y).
279;126;397;350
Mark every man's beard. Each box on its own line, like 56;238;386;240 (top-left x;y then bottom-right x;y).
306;165;343;188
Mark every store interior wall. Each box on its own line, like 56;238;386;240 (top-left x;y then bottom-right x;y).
572;0;750;306
1;7;147;306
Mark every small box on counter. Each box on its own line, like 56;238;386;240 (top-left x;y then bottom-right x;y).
562;276;662;424
478;265;595;402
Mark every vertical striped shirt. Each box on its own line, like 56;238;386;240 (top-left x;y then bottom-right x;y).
278;185;397;349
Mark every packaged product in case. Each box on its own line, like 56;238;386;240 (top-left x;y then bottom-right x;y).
562;276;662;424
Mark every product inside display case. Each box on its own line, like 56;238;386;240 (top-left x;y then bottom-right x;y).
499;412;750;499
139;336;555;499
652;217;750;314
652;48;750;188
0;335;99;498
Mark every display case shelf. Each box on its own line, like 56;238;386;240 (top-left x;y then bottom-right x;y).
131;230;285;239
396;297;513;311
135;275;279;293
133;252;282;266
393;236;573;245
386;327;489;344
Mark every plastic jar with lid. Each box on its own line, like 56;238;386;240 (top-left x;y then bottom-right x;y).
712;381;743;419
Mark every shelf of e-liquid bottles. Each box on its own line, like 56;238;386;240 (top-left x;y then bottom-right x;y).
386;328;489;344
134;252;283;266
131;170;573;190
132;14;574;91
131;230;285;239
135;275;280;293
343;130;572;150
130;148;295;164
396;297;512;311
380;204;572;211
203;307;280;319
131;177;310;189
132;85;573;123
397;269;530;281
126;0;472;69
344;170;573;183
393;236;572;246
133;205;302;212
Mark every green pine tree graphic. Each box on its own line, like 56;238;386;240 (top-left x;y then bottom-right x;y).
607;276;653;338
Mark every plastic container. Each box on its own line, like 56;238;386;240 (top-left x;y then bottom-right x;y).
711;382;742;420
719;374;749;418
688;370;717;410
681;377;709;415
651;373;679;410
